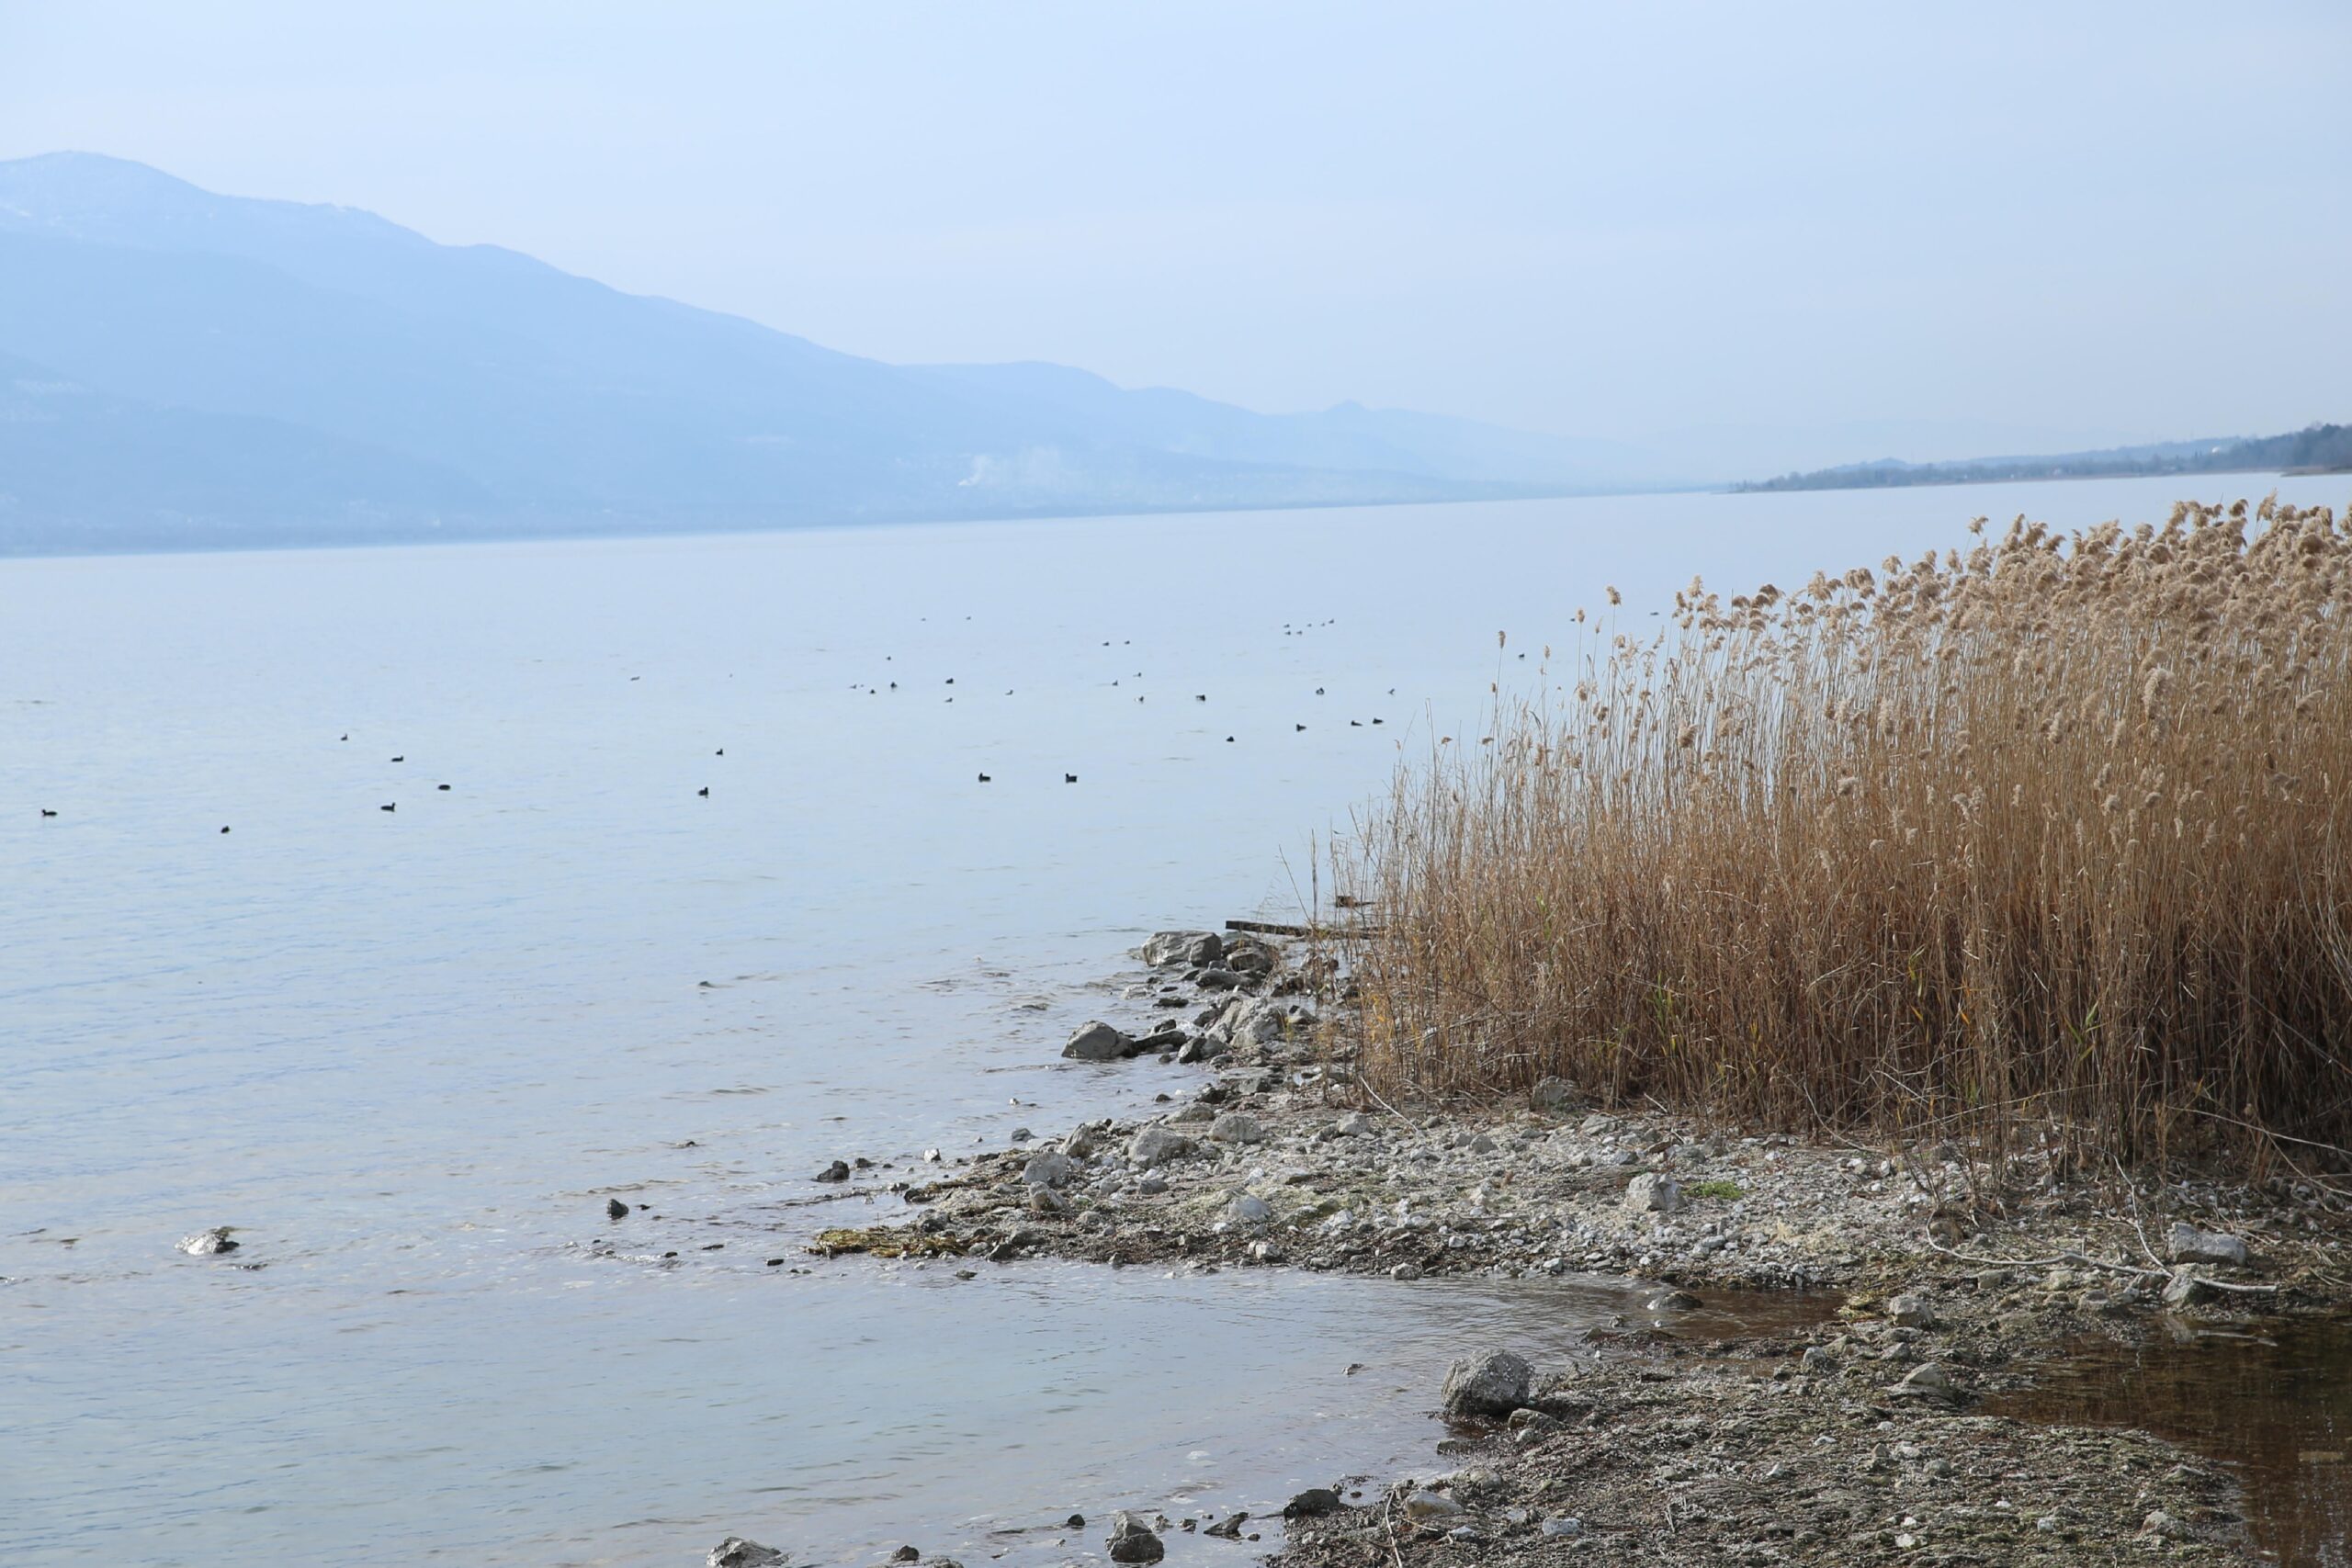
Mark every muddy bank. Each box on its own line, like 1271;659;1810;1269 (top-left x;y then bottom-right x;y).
801;931;2351;1566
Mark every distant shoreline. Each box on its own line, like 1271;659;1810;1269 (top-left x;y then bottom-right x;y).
1735;420;2350;494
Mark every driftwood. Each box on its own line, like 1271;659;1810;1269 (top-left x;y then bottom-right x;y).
1225;918;1383;938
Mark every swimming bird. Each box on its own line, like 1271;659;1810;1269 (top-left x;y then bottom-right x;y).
40;808;56;818
339;734;348;741
1064;773;1078;784
716;748;724;756
1316;687;1325;695
978;773;991;784
1195;694;1206;702
697;786;709;797
390;755;404;762
1296;723;1306;732
437;784;451;791
606;1199;629;1220
380;803;395;812
220;825;231;833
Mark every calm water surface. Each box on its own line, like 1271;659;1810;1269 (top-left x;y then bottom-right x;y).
5;478;2345;1565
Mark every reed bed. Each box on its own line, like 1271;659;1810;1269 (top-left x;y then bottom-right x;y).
1344;497;2352;1173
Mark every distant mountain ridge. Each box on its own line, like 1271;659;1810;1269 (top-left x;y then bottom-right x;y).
0;152;1657;554
1736;424;2352;493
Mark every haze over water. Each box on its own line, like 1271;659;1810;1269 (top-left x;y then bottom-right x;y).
5;477;2344;1566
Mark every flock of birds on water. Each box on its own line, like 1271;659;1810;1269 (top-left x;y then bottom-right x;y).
27;616;1425;831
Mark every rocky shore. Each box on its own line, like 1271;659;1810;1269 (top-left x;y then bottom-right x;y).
797;930;2351;1567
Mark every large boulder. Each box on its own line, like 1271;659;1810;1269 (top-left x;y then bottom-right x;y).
1127;1125;1198;1168
1441;1348;1534;1417
1021;1151;1074;1189
1213;996;1317;1049
1142;931;1223;967
1105;1511;1164;1563
1623;1173;1684;1213
1207;1111;1268;1144
2165;1223;2250;1268
1062;1021;1135;1061
708;1540;786;1568
1529;1077;1579;1113
1225;1192;1273;1225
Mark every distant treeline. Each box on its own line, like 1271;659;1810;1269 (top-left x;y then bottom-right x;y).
1736;423;2352;493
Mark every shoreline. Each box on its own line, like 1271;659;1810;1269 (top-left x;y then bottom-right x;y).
780;929;2349;1568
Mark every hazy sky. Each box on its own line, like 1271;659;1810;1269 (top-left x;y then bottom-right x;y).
4;2;2346;455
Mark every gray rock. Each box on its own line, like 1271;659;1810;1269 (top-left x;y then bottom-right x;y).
1645;1289;1702;1312
1142;931;1223;967
1063;1021;1136;1061
176;1227;238;1256
1540;1517;1584;1539
1105;1511;1164;1563
1886;1292;1936;1328
1336;1111;1375;1136
813;1160;851;1183
2162;1269;2217;1309
1193;967;1246;991
1127;1125;1198;1168
1402;1491;1463;1520
1893;1362;1956;1401
1283;1488;1343;1518
1026;1187;1069;1216
1022;1151;1075;1189
2166;1222;2250;1268
1208;1111;1268;1144
1530;1077;1578;1113
1389;1262;1424;1281
1442;1348;1534;1417
1224;997;1315;1048
1800;1346;1838;1373
1226;1192;1273;1225
708;1539;786;1568
1173;1033;1227;1065
1623;1172;1684;1213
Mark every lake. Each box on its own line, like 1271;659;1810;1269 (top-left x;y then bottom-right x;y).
5;474;2344;1565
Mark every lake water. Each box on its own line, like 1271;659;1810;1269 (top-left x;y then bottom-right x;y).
5;475;2345;1565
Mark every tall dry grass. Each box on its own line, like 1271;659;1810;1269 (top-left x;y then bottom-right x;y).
1344;497;2352;1172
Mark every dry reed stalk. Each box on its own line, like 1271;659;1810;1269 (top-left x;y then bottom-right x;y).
1343;497;2352;1173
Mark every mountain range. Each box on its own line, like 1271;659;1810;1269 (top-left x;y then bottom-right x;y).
0;152;1661;554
